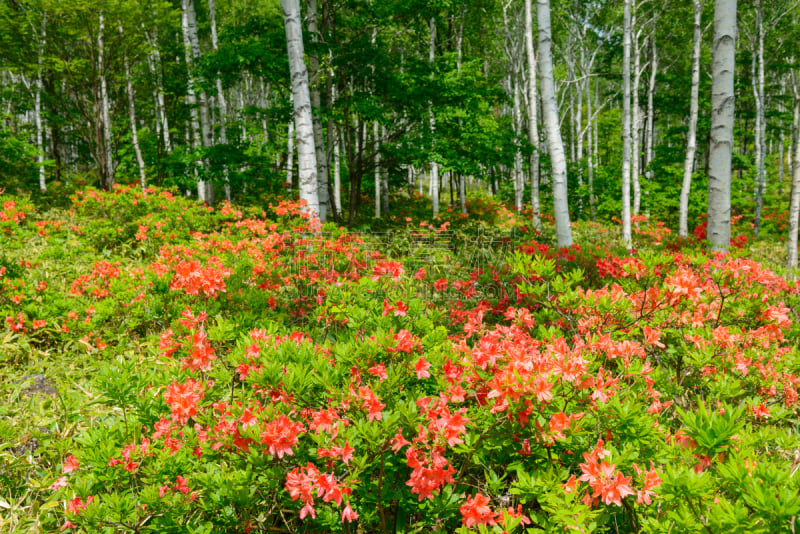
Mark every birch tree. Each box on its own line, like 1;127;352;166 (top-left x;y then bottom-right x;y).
98;10;114;191
429;17;439;216
621;0;633;248
208;0;231;201
679;0;705;238
538;0;572;248
119;22;146;192
524;0;541;230
181;0;213;203
788;72;800;270
281;0;319;219
307;0;329;222
707;0;737;252
34;13;46;192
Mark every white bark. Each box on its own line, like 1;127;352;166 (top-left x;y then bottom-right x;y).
525;0;541;229
753;0;767;237
538;0;572;248
680;0;704;238
788;78;800;270
208;0;231;201
707;0;737;252
145;30;171;153
307;0;329;221
780;130;785;184
587;64;595;221
181;1;202;196
645;30;657;183
119;23;147;192
281;0;319;219
429;17;439;216
35;14;46;192
512;75;524;211
287;116;295;192
99;11;114;190
374;120;381;218
631;6;642;216
621;0;633;248
183;0;213;203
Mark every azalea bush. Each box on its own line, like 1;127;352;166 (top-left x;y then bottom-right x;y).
2;184;800;533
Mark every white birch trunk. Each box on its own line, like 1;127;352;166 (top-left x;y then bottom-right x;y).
147;30;171;153
621;0;633;248
788;79;800;270
524;0;541;229
707;0;737;252
538;0;572;247
374;120;381;218
35;14;46;192
753;0;767;237
281;0;319;219
119;23;147;192
631;8;642;216
181;1;202;195
587;64;595;221
99;11;114;190
680;0;704;237
645;30;657;184
512;75;524;211
287;118;295;193
307;0;329;221
208;0;231;201
429;18;439;216
183;0;213;203
780;130;785;184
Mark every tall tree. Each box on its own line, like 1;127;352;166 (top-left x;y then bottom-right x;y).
707;0;737;252
679;0;705;238
788;70;800;270
621;0;633;248
538;0;572;248
524;0;540;230
307;0;329;221
281;0;319;219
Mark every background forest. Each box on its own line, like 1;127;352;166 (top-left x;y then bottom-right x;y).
1;0;797;248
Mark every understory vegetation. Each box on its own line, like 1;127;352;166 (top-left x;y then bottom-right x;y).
1;184;799;533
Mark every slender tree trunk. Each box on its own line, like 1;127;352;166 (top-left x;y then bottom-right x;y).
753;0;767;237
374;120;381;218
307;0;329;221
119;23;147;192
525;0;541;229
645;29;657;185
512;75;524;211
587;62;595;221
680;0;704;237
538;0;572;248
780;130;785;184
621;0;633;248
183;0;214;203
381;123;388;214
181;1;202;198
208;0;231;201
429;18;439;216
98;11;114;190
788;78;800;270
707;0;737;252
631;7;642;216
287;109;295;193
35;14;46;192
145;30;171;154
281;0;319;219
329;83;342;214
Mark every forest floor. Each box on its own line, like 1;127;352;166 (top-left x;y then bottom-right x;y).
1;183;799;533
